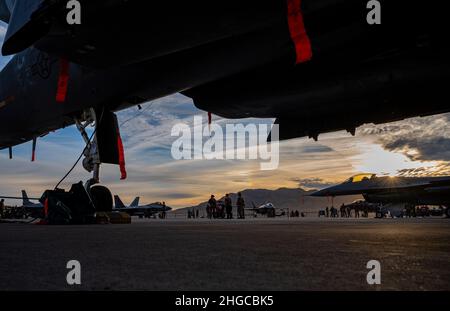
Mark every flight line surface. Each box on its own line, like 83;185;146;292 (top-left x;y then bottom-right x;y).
0;218;448;290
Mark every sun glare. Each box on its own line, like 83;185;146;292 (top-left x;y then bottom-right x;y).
351;143;439;176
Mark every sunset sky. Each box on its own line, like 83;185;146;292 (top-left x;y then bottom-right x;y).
1;21;449;209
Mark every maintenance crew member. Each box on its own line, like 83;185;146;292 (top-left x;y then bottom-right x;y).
237;192;245;219
208;195;217;219
225;194;233;219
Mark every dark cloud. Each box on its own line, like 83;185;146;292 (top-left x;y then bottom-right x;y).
358;125;405;136
359;113;450;162
301;145;334;153
291;177;334;190
383;137;450;162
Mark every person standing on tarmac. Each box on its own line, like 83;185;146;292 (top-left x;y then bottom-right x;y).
355;206;360;218
346;205;351;218
208;195;217;219
0;199;4;219
224;194;233;219
237;193;245;219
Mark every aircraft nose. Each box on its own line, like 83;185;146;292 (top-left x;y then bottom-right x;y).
310;189;328;197
310;187;336;197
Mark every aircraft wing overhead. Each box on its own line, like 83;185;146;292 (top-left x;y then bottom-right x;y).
1;1;287;68
0;0;10;23
311;176;450;197
0;0;449;188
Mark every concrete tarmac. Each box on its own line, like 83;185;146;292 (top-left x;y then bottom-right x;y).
0;218;448;291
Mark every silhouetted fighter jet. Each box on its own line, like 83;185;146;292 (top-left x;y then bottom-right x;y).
0;0;449;210
248;202;285;218
114;195;139;209
0;190;44;218
114;195;171;217
312;174;450;217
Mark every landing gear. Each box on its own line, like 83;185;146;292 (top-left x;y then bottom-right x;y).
72;108;127;215
38;109;124;223
75;109;101;187
74;109;112;213
446;207;450;218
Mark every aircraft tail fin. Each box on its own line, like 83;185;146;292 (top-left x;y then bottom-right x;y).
130;197;140;207
22;190;31;205
114;195;126;209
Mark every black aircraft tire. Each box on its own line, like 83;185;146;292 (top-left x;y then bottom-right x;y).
446;207;450;218
90;185;113;212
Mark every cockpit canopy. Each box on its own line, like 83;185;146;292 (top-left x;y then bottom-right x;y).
345;174;376;183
